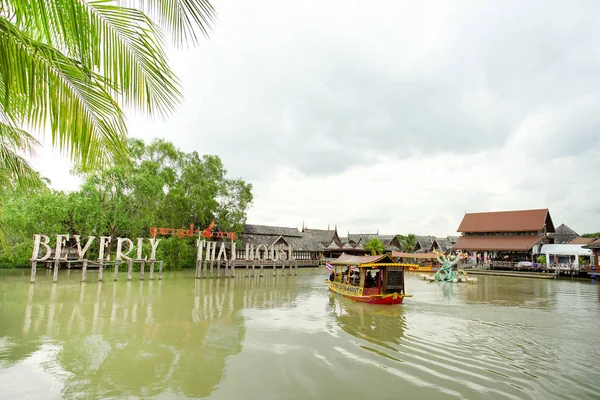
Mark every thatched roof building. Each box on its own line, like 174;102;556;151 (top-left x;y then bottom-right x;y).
549;224;579;244
241;224;321;252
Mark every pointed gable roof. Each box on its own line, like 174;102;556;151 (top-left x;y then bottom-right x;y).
457;208;555;233
415;235;435;252
549;223;579;244
303;228;340;245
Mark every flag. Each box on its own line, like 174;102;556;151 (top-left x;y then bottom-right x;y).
324;262;333;272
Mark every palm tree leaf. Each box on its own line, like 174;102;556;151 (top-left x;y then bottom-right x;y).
0;17;129;169
130;0;216;44
0;123;44;188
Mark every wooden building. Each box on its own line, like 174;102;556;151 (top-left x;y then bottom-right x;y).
238;224;322;264
414;235;435;253
429;236;459;253
583;239;600;268
453;208;556;264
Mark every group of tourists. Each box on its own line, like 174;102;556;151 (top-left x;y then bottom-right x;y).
328;268;382;288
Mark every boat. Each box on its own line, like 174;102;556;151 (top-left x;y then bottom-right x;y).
325;253;414;305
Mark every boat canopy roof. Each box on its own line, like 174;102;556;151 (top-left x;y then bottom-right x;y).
329;253;406;268
391;251;437;259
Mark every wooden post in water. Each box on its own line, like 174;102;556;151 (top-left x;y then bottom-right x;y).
259;260;264;277
217;260;221;278
30;261;37;283
148;261;153;280
81;259;87;282
273;259;277;276
158;261;164;280
98;261;104;282
195;260;201;279
53;259;59;283
139;260;145;280
231;259;236;278
127;259;133;280
209;260;214;278
114;261;120;281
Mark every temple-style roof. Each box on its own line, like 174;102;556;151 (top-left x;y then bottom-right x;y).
243;224;302;237
303;228;340;245
241;224;321;252
453;235;544;251
457;209;555;233
415;235;435;252
347;233;378;243
549;224;579;244
430;237;454;252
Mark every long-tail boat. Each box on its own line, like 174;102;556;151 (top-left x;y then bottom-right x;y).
325;253;414;305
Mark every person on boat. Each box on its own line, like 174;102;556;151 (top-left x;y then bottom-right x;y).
350;270;360;285
374;271;381;287
329;272;335;282
365;270;374;287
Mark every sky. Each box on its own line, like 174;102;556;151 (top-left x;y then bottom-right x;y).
30;0;600;237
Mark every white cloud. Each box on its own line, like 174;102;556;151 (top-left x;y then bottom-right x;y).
26;0;600;236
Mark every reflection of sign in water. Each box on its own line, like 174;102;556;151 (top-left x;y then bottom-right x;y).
331;281;363;296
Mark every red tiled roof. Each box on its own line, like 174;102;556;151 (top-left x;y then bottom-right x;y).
568;237;596;245
457;209;553;233
453;235;544;251
583;238;600;250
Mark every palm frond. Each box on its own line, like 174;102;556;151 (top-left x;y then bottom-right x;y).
0;17;129;169
130;0;216;44
0;122;44;188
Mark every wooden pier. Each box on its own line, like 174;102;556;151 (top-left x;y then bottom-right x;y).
463;269;557;279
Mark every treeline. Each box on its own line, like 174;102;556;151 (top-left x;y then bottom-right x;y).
0;139;253;269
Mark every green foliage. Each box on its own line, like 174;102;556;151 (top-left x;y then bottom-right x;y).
537;255;546;264
0;0;216;189
0;139;253;269
582;232;600;238
398;233;418;253
365;238;385;255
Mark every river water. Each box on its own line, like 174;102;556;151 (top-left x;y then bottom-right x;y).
0;268;598;399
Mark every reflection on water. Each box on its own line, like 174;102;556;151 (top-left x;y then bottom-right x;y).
328;295;406;352
1;270;600;399
0;272;298;399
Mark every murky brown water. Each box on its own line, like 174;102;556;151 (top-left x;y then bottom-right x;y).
0;268;599;399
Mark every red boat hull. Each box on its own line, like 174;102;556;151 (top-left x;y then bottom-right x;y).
326;281;408;305
350;294;404;304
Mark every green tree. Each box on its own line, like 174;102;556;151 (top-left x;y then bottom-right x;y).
0;0;215;186
0;139;253;269
582;232;600;238
398;233;418;253
365;238;385;255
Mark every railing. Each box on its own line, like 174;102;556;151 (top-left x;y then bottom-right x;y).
487;260;590;273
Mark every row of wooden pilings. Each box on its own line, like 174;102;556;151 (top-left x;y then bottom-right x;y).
30;258;301;283
194;259;300;278
29;259;164;283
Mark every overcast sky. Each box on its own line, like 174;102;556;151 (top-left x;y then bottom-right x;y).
31;0;600;237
